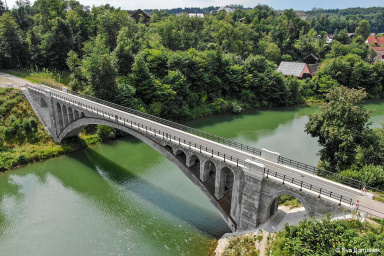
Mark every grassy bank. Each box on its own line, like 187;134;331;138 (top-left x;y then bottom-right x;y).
0;87;103;171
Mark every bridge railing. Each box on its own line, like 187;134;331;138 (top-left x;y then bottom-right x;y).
278;156;363;189
39;81;262;157
27;83;384;217
263;168;353;207
33;82;373;193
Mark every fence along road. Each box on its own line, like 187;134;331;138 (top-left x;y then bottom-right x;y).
26;83;384;219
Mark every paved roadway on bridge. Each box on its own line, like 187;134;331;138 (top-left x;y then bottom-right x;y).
6;72;384;219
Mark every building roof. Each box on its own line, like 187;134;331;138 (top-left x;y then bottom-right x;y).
176;12;204;18
188;13;204;18
303;53;319;64
217;5;235;12
367;36;384;47
277;62;310;77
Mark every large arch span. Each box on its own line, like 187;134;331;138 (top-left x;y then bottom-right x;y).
58;117;237;230
23;84;369;232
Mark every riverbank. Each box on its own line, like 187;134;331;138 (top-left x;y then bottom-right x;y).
215;206;384;256
0;86;112;172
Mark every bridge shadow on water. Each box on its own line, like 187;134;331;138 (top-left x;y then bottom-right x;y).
67;148;231;237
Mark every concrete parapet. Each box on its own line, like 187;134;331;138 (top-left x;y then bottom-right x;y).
243;159;264;180
261;148;280;163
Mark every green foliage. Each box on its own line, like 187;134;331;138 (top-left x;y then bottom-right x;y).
340;165;384;190
316;54;381;96
278;195;303;209
96;125;115;142
305;86;372;172
308;7;384;33
40;17;73;70
355;19;371;40
225;234;260;256
0;13;27;69
3;1;383;123
270;215;384;256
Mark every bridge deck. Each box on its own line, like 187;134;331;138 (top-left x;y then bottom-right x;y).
24;84;384;219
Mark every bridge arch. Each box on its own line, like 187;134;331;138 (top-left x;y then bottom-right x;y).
187;154;200;167
202;160;217;182
40;98;48;107
218;167;235;199
68;107;74;123
56;103;64;131
164;145;173;153
56;117;237;230
74;109;79;120
259;188;314;225
175;149;188;165
62;105;69;126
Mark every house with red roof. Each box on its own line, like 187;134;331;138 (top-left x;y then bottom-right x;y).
366;36;384;62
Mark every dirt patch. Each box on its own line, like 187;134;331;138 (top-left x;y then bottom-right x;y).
0;76;13;86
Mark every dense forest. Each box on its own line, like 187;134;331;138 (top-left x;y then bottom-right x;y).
1;1;383;121
307;7;384;33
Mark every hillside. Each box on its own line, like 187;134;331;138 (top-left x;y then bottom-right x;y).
307;7;384;33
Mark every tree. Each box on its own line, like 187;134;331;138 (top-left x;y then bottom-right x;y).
305;86;372;172
40;17;74;69
355;19;370;40
81;35;117;101
0;13;27;68
0;0;6;15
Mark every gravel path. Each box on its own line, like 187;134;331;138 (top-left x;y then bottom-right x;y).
0;72;35;88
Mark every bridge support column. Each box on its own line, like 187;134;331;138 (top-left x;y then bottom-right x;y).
214;164;223;199
238;160;265;231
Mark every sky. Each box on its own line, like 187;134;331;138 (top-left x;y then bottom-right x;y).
4;0;383;11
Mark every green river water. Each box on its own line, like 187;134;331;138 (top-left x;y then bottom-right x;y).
0;100;383;256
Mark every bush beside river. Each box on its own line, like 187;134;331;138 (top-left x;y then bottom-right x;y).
0;87;118;171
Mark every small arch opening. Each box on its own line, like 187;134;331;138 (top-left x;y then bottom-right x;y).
74;110;79;120
40;98;48;107
202;160;216;196
217;167;236;214
175;150;187;164
164;145;173;153
56;103;63;130
222;167;234;193
68;107;74;123
188;155;200;178
205;161;216;179
62;105;69;127
80;112;85;118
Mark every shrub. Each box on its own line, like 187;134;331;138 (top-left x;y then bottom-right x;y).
96;125;115;142
232;102;242;113
22;118;38;134
360;164;384;189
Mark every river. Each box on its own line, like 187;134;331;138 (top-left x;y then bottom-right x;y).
0;100;383;255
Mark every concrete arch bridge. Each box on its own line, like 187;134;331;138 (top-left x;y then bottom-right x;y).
22;84;384;232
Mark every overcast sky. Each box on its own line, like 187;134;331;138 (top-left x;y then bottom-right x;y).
5;0;383;11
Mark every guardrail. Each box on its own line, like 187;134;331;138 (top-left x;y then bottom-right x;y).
278;156;363;189
39;82;262;156
264;168;353;206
